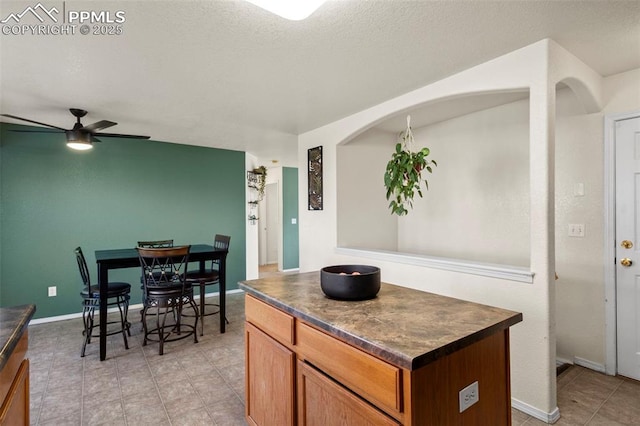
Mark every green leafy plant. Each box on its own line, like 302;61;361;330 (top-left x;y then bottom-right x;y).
252;166;267;200
383;116;437;216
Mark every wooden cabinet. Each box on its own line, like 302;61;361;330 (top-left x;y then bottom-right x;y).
297;360;400;426
296;321;402;417
245;295;399;425
244;292;516;426
245;322;295;426
0;331;29;426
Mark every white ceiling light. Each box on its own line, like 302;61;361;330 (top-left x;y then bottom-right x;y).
246;0;326;20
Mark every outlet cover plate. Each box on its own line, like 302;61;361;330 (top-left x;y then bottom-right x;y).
459;381;479;413
48;286;57;297
568;223;585;237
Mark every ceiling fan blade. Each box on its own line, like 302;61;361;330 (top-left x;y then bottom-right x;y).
91;136;102;143
1;114;67;131
9;129;64;134
82;120;117;132
94;132;150;139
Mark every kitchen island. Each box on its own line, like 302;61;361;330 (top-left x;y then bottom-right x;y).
0;304;35;425
240;272;522;426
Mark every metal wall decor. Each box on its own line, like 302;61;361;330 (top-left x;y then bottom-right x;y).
308;146;323;210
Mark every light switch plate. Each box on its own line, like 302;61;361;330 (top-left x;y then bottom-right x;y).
48;286;57;297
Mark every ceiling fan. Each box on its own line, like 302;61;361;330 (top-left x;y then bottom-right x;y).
1;108;150;150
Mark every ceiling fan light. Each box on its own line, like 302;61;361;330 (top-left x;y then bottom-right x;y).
66;130;93;150
66;142;93;150
246;0;326;20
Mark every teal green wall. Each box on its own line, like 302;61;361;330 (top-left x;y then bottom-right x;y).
282;167;299;270
0;131;2;300
0;123;246;319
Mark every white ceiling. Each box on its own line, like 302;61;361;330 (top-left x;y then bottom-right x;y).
1;0;639;166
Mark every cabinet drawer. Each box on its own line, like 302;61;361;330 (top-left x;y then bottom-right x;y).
296;321;402;416
245;295;295;346
298;360;400;426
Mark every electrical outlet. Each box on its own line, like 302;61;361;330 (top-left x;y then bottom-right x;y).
459;381;479;413
568;224;585;237
48;286;57;297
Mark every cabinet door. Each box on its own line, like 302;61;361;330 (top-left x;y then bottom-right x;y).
298;360;400;426
0;359;29;426
245;322;295;426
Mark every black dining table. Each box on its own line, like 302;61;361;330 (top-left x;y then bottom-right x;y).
94;244;228;361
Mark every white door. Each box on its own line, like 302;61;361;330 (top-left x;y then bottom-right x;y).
266;183;279;265
616;115;640;380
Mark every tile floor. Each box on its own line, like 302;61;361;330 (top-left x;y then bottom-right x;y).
26;284;640;425
513;365;640;425
27;292;247;425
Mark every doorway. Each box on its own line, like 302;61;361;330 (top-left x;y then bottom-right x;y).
605;111;640;380
259;182;279;268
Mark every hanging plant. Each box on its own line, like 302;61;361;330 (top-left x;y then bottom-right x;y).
383;115;437;216
252;166;267;200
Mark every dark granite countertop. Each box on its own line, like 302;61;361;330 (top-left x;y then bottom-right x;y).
0;305;36;371
240;272;522;370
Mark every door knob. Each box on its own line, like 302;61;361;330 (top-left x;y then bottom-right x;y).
621;240;633;249
621;258;633;267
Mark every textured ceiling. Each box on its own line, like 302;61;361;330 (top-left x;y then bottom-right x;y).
1;0;639;166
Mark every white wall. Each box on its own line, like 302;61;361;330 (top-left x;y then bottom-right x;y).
555;68;640;369
297;39;602;421
602;68;640;113
338;74;640;369
337;127;397;250
245;153;260;280
398;99;531;266
554;87;606;367
335;79;632;372
340;97;531;265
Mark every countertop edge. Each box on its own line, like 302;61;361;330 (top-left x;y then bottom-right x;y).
410;312;523;369
0;304;36;371
240;283;522;370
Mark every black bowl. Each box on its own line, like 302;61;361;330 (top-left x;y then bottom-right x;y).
320;265;381;301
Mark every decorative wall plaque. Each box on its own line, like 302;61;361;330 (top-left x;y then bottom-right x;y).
308;146;323;210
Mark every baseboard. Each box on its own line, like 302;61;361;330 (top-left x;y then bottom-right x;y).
556;356;607;374
574;356;606;373
282;268;300;273
512;398;560;423
512;357;608;424
30;311;89;325
29;288;244;325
